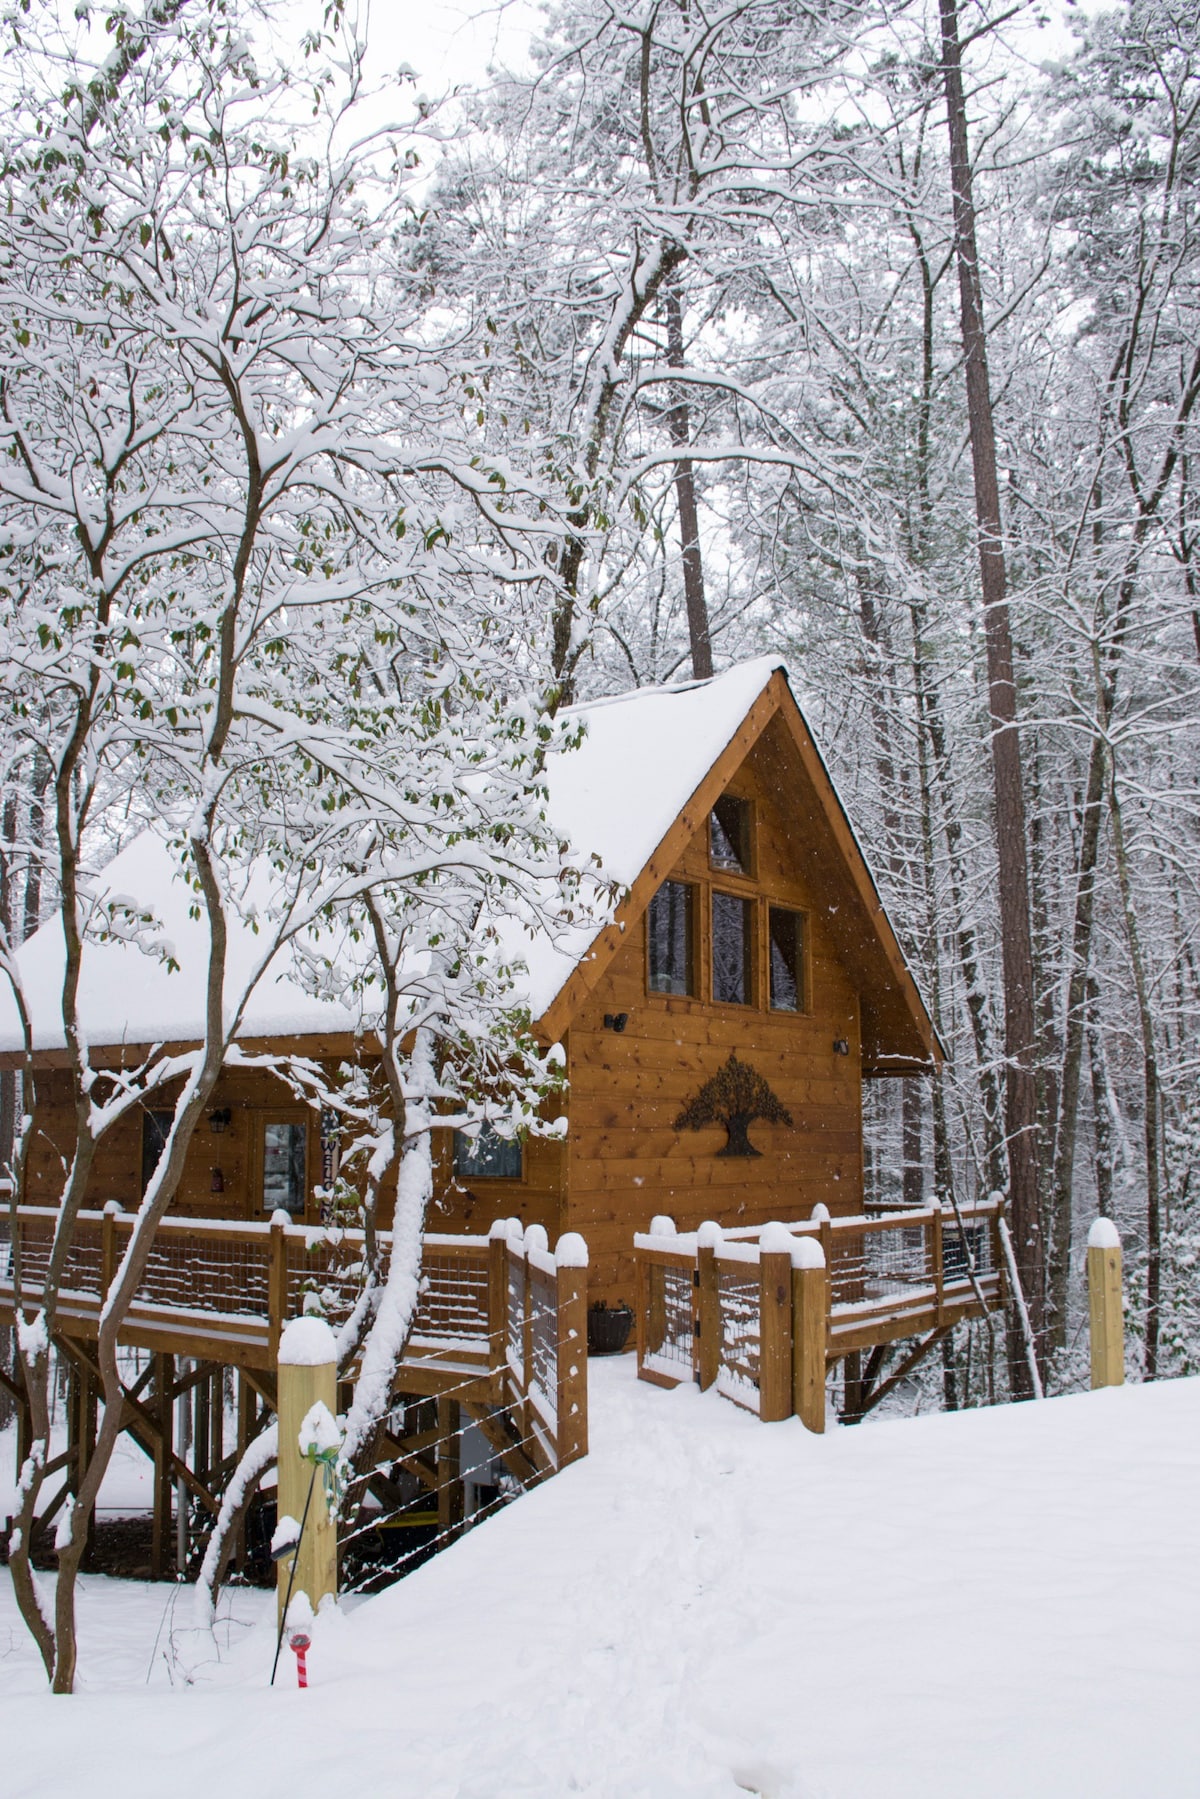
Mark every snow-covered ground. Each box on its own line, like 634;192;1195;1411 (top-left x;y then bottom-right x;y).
2;1361;1197;1798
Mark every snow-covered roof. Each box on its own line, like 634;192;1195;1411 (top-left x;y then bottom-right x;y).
0;657;936;1066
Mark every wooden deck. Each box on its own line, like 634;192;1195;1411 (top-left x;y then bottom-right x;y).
0;1211;587;1576
632;1200;1007;1424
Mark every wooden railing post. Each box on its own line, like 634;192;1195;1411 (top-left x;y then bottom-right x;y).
554;1233;589;1466
696;1221;722;1391
1087;1218;1124;1389
758;1224;794;1423
646;1214;674;1361
268;1210;288;1361
791;1237;828;1434
487;1218;509;1372
522;1225;544;1447
101;1200;119;1298
276;1316;339;1626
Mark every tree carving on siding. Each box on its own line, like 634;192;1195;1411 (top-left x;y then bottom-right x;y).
673;1053;793;1157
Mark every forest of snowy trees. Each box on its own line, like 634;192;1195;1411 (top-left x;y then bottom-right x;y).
1;0;1198;1590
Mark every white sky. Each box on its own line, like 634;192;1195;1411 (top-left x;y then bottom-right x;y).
343;0;539;100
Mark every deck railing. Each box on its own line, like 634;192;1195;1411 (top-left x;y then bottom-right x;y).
634;1200;1005;1429
0;1206;588;1472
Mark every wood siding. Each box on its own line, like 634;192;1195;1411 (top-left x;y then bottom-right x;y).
564;732;864;1306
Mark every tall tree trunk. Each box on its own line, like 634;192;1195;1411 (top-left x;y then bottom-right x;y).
1107;765;1161;1377
939;0;1043;1390
1085;974;1114;1222
665;282;713;679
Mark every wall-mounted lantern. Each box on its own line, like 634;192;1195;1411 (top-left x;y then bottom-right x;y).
208;1107;232;1134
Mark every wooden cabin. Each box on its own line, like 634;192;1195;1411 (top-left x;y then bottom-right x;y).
3;660;938;1310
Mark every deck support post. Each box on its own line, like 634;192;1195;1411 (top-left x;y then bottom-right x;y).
758;1230;794;1423
1087;1219;1124;1389
696;1224;722;1391
842;1351;864;1423
554;1235;589;1465
150;1352;173;1580
276;1318;338;1626
233;1371;253;1573
436;1397;463;1541
791;1239;827;1434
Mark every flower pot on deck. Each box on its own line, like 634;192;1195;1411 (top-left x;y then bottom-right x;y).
587;1301;634;1356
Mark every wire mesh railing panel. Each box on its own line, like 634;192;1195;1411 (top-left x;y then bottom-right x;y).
5;1217;58;1293
828;1224;932;1309
942;1219;993;1284
135;1231;270;1319
61;1220;103;1297
413;1250;491;1351
285;1232;370;1327
506;1250;524;1377
716;1262;760;1412
527;1264;558;1428
642;1261;695;1382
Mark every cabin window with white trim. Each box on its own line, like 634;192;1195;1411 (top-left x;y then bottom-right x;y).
454;1125;523;1181
712;891;754;1006
768;906;805;1012
648;880;695;995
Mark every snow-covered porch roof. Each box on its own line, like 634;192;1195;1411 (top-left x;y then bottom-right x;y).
0;659;939;1072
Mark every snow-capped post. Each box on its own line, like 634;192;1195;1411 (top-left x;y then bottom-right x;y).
488;1219;511;1371
696;1222;724;1391
758;1224;795;1423
791;1236;828;1434
276;1318;339;1627
554;1233;590;1465
1087;1219;1124;1390
646;1216;676;1374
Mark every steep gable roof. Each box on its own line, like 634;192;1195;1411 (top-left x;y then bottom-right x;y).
0;659;938;1071
535;662;939;1072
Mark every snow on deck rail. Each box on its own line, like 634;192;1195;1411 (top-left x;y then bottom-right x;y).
634;1202;1006;1427
0;1206;590;1473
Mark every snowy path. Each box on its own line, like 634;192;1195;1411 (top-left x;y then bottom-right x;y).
2;1362;1198;1797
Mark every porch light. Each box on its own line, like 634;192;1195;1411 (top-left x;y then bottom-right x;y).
208;1107;232;1134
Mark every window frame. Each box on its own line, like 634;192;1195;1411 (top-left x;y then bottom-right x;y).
255;1110;313;1220
710;887;757;1009
645;877;697;998
708;792;756;880
767;903;808;1015
453;1124;524;1183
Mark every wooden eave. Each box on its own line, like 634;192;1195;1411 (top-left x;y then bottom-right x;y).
0;1030;375;1074
534;669;943;1073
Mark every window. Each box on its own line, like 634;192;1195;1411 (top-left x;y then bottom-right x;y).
712;891;754;1006
648;880;695;995
454;1125;523;1181
141;1110;174;1197
769;906;805;1012
710;794;752;875
263;1121;307;1215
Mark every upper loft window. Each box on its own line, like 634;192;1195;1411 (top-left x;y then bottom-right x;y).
710;794;752;875
648;880;695;995
712;891;754;1006
455;1125;523;1181
769;906;805;1012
